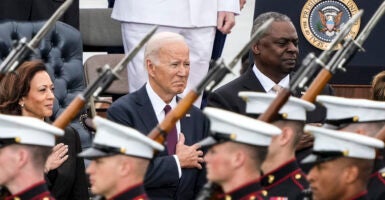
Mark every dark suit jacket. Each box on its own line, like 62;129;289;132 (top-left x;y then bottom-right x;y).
0;0;79;29
207;67;334;123
107;85;209;200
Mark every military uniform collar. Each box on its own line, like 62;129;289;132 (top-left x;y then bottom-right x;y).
107;183;148;200
260;159;303;187
220;179;265;200
372;158;385;173
348;190;368;200
5;181;52;200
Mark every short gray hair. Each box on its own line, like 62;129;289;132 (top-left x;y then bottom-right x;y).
251;12;292;38
144;32;186;66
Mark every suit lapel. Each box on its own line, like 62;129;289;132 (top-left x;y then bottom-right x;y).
134;86;159;135
177;96;193;145
241;68;266;92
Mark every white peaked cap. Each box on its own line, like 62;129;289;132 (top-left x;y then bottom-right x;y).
79;116;164;159
198;107;281;147
0;114;63;147
317;95;385;125
239;91;315;121
302;125;384;163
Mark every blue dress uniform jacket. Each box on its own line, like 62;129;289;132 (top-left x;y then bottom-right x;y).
260;159;308;200
367;159;385;200
107;183;148;200
217;179;267;200
5;181;55;200
107;85;209;200
349;191;368;200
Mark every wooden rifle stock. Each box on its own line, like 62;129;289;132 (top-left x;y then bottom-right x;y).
52;96;85;129
147;91;199;143
301;70;332;103
256;11;364;123
151;19;275;200
147;18;274;144
51;27;156;130
257;89;291;122
302;4;385;103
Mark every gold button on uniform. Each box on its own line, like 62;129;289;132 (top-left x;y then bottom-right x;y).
249;195;256;200
225;195;231;200
262;190;268;196
268;175;275;184
381;172;385;178
295;174;302;179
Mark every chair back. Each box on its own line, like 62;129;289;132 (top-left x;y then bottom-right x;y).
0;20;92;148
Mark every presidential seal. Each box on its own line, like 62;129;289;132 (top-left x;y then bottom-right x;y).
300;0;360;50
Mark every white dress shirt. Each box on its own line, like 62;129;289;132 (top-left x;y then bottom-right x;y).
252;64;290;94
146;83;182;177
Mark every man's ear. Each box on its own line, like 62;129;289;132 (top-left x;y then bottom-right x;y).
232;150;246;169
252;42;260;55
15;148;29;169
343;165;359;184
279;126;295;146
117;156;132;177
146;59;156;78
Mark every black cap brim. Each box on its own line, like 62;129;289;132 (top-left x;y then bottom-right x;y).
78;147;118;159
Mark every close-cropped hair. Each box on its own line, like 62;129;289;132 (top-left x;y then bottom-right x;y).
274;120;305;147
251;12;292;39
344;157;373;186
9;144;51;170
0;61;47;115
241;143;268;168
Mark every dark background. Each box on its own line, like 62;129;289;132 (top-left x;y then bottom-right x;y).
254;0;385;85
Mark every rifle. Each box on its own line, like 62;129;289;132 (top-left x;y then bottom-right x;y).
302;3;385;102
257;10;363;122
52;26;157;129
0;0;73;81
146;18;274;144
193;18;275;200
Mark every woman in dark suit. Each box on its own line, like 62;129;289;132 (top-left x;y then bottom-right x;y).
0;61;89;200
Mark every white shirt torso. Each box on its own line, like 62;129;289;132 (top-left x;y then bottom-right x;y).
252;65;290;94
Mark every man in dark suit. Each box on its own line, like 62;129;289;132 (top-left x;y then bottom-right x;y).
207;12;332;123
107;32;209;200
